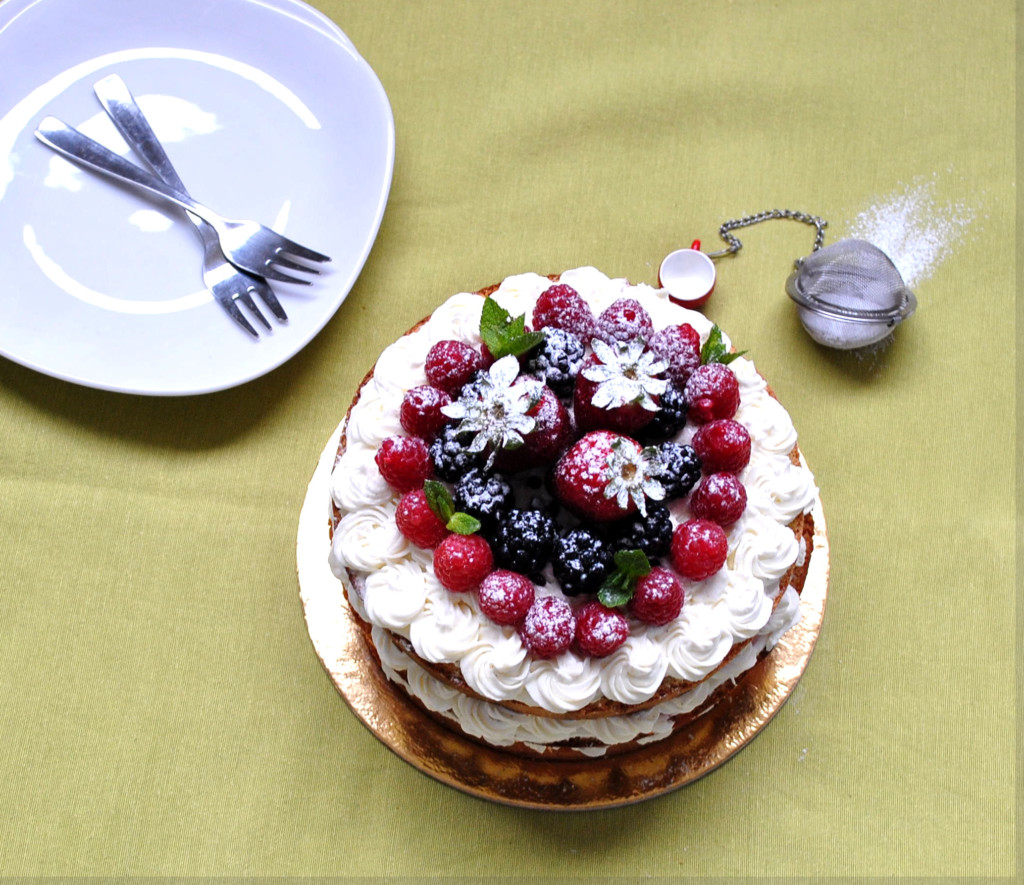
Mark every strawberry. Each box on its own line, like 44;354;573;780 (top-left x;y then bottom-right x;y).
553;431;664;522
572;337;667;435
494;383;572;472
574;356;655;435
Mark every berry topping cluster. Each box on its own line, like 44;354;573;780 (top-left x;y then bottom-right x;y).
371;283;755;660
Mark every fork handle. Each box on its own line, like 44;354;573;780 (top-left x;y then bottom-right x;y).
93;75;191;194
35;116;219;223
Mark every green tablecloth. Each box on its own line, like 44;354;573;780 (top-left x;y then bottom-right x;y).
0;0;1015;878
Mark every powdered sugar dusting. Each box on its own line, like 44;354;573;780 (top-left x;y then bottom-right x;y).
844;173;980;288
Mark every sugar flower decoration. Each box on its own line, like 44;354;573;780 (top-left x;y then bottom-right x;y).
583;337;668;411
441;355;542;468
602;439;666;516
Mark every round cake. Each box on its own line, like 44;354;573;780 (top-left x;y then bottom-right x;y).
327;267;818;759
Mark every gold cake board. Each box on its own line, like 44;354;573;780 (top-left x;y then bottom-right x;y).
297;423;829;810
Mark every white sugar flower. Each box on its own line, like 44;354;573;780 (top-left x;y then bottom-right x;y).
602;439;666;516
583;337;668;412
440;354;541;468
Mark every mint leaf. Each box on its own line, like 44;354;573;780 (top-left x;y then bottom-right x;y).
700;325;727;364
597;549;652;608
613;548;652;578
598;580;634;609
479;297;510;350
715;347;746;365
423;480;455;522
424;481;481;534
514;332;546;357
701;324;746;365
447;512;482;535
479;297;544;359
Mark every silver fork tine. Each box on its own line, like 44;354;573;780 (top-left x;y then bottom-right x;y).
219;295;260;337
272;253;321;275
235;291;272;329
260;264;313;285
277;239;331;263
248;278;288;322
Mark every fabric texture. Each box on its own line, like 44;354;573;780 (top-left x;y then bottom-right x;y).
0;0;1014;878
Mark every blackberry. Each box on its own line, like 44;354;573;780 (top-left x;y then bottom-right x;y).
552;527;614;596
489;509;556;582
658;442;702;500
643;383;689;442
453;468;513;526
524;327;585;397
617;503;673;559
456;368;492;404
429;422;483;481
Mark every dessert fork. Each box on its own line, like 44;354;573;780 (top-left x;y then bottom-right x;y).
35;115;331;285
91;74;284;336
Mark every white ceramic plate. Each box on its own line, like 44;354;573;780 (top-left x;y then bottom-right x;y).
0;0;394;395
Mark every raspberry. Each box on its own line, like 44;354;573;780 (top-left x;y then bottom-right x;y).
395;489;450;548
692;419;751;473
488;509;556;582
400;385;452;438
429;422;484;481
478;570;535;626
552;527;614;596
597;298;654;344
630;567;684;625
642;383;688;442
433;533;494;592
494;384;572;472
532;284;598;341
671;518;728;581
573;352;657;436
684;363;740;424
553;431;641;522
519;596;576;658
575;602;629;657
453;468;514;527
648;323;701;387
425;340;485;394
524;327;585;397
690;472;747;526
656;441;702;500
375;435;432;492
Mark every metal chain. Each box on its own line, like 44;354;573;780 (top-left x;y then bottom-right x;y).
706;209;828;258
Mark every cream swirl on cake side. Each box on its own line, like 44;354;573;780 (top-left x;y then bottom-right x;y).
370;603;796;756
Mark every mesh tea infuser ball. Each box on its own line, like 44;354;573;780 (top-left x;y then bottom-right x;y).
785;238;917;349
660;210;917;350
